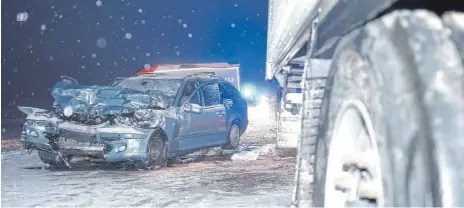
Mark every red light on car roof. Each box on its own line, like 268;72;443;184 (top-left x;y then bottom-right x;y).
135;64;161;75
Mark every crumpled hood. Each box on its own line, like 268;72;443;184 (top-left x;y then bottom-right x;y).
51;81;157;116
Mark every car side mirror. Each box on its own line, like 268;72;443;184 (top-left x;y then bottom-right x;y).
223;99;233;108
183;103;203;114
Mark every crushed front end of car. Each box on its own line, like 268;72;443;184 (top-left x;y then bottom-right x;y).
19;76;169;167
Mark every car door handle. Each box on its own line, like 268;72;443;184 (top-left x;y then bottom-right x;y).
216;111;225;116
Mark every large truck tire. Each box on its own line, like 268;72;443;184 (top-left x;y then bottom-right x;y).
292;77;326;207
294;10;464;207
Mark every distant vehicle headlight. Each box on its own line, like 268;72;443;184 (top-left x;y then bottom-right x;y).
243;87;253;98
63;106;73;117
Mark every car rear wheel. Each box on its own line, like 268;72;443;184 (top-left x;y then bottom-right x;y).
222;124;240;150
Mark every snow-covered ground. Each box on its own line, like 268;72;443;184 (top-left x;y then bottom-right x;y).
241;104;277;146
1;106;295;207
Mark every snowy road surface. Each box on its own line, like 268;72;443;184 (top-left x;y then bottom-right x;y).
2;151;294;207
2;106;295;207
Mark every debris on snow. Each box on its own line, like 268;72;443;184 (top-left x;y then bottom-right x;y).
230;144;277;161
231;147;260;161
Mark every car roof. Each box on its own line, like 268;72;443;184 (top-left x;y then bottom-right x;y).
132;73;223;84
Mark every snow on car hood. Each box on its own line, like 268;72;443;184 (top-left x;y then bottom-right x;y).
51;81;159;117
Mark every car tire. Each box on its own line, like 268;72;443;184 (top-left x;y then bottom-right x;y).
38;150;71;166
294;10;464;207
136;134;167;170
222;123;241;150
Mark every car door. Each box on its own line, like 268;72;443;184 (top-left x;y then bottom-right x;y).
177;82;227;151
220;82;247;129
200;82;228;146
177;88;207;151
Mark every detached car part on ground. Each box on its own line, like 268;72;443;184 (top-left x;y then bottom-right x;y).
267;0;464;207
19;66;248;169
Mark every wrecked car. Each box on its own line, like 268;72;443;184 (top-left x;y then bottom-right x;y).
18;66;248;169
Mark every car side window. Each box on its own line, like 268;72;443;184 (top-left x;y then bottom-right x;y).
220;82;241;100
189;90;202;106
180;81;197;106
202;83;221;107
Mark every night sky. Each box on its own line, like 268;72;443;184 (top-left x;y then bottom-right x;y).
1;0;276;121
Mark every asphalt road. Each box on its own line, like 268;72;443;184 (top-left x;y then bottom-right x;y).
1;107;295;207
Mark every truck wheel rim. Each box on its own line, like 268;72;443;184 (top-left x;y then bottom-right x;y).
324;100;384;207
230;125;240;146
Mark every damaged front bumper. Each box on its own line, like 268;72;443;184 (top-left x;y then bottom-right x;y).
22;119;152;163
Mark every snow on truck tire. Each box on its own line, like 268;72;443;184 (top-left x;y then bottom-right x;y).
293;10;464;207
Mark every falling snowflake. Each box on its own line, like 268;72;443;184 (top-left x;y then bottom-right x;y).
178;19;183;24
97;63;101;66
13;68;18;73
188;33;192;38
146;53;150;57
234;3;238;7
132;57;136;60
138;8;143;13
141;20;146;24
59;15;63;19
96;0;102;7
144;64;150;69
96;37;107;48
176;51;180;56
92;53;97;58
82;66;86;69
114;62;118;66
49;56;54;60
231;23;236;28
182;23;187;28
73;5;77;9
16;12;28;22
161;33;165;36
41;24;46;30
125;33;132;39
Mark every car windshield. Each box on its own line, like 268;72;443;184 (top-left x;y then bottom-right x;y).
115;77;181;108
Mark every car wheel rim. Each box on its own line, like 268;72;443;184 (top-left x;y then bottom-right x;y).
230;125;240;146
149;139;163;162
324;100;384;207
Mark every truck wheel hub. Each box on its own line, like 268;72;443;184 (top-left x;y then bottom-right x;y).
324;100;384;207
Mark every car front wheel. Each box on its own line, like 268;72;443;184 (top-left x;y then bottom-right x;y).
136;134;167;170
